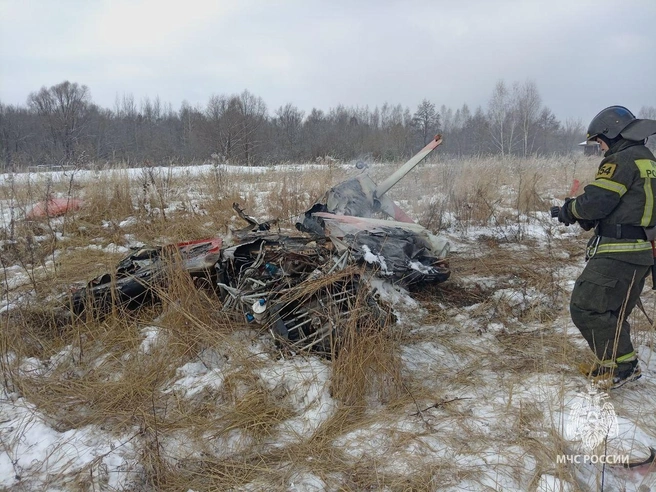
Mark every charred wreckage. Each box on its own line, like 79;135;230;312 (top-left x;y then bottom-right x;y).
64;136;451;356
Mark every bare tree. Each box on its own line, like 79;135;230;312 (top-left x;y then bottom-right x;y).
205;94;234;162
441;104;468;156
6;78;593;166
379;103;412;158
274;103;304;161
28;81;91;161
0;103;36;169
515;80;542;156
466;106;489;155
487;80;518;156
411;99;440;146
179;100;206;160
439;105;453;134
639;106;656;119
303;108;331;159
371;106;380;129
533;107;560;154
237;90;268;164
203;91;268;164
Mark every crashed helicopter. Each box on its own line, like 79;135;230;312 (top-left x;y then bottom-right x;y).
65;135;450;355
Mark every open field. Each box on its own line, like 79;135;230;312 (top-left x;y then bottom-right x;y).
1;154;655;491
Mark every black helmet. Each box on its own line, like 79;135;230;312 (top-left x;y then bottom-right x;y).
586;106;636;141
621;118;656;142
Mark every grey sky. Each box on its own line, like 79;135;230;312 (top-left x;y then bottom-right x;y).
1;0;655;124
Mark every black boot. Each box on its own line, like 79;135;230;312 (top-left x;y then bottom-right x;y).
592;359;642;390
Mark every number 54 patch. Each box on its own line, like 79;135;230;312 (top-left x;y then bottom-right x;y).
596;163;617;179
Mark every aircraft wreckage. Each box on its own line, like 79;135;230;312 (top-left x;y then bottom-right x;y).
65;136;451;355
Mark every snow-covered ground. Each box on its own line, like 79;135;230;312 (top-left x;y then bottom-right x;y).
0;159;655;491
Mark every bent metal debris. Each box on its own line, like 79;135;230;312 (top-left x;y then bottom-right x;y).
62;136;451;356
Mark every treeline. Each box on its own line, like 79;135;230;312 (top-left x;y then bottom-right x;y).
1;79;654;169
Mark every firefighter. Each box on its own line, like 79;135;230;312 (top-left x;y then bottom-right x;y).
554;106;656;389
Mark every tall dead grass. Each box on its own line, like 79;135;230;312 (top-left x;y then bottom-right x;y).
1;154;652;491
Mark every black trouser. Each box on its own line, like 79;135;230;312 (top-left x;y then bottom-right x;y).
569;256;649;369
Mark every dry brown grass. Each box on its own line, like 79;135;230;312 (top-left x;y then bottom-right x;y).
330;303;405;409
1;155;650;491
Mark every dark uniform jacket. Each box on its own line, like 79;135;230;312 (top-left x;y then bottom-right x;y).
570;140;656;265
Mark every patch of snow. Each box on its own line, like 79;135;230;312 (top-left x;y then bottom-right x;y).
119;216;138;228
361;244;392;275
168;361;226;398
139;326;164;354
83;243;129;254
257;357;336;441
408;260;432;273
0;397;139;490
537;474;575;492
288;471;327;491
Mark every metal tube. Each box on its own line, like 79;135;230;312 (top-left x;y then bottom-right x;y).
286;318;312;333
293;328;333;351
375;135;442;198
285;311;309;323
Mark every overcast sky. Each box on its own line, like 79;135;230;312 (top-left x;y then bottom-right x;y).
1;0;655;124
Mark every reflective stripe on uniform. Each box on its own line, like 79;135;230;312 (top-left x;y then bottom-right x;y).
572;198;583;219
594;241;653;254
596;351;635;368
588;178;627;196
616;351;637;364
636;159;656;226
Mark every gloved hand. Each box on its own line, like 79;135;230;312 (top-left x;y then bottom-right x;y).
557;198;576;226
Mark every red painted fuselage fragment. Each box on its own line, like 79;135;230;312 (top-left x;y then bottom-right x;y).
26;198;84;219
